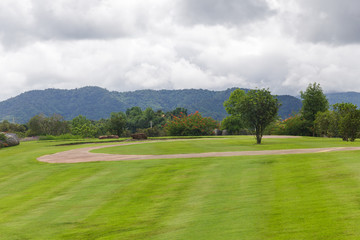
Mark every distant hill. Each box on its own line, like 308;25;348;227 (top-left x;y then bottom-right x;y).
326;92;360;107
0;87;302;123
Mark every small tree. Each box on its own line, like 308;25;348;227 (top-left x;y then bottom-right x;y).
224;88;280;144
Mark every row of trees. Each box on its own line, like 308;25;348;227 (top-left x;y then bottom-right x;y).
1;106;217;138
263;83;360;142
315;103;360;141
223;83;360;143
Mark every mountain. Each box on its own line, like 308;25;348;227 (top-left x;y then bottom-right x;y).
0;87;302;123
326;92;360;107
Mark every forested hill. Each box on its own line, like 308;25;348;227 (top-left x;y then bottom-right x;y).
0;87;302;123
326;92;360;107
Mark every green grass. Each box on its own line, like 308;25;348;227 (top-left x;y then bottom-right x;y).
1;137;360;239
93;136;360;155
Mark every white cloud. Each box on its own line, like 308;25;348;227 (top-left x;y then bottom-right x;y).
1;0;360;101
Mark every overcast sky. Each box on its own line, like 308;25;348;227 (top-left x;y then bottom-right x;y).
1;0;360;101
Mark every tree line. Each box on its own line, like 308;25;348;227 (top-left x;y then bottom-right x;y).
2;83;359;143
0;106;218;138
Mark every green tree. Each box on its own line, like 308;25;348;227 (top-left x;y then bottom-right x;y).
314;110;339;137
333;103;360;141
221;115;245;135
108;112;127;136
71;115;97;138
27;114;47;136
126;107;143;132
166;107;188;118
164;111;218;136
47;114;70;136
27;114;69;136
224;89;280;144
281;114;311;136
300;83;329;135
223;89;246;134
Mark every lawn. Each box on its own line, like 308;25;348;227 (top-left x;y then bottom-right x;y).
93;136;360;155
1;137;360;239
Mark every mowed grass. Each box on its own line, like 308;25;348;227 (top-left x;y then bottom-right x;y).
1;137;360;239
93;136;360;155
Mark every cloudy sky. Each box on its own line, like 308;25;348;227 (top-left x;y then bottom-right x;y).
1;0;360;101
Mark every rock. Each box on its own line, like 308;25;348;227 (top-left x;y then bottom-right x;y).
0;133;20;147
5;133;20;146
213;129;222;136
131;133;147;140
99;135;119;139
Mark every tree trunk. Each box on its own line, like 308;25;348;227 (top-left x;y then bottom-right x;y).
256;127;262;144
256;135;262;144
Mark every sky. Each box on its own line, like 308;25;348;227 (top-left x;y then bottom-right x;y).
1;0;360;101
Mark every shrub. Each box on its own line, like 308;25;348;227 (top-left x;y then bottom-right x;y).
0;133;6;141
0;133;6;148
39;134;83;141
136;127;166;137
267;115;311;136
221;115;249;135
164;111;219;136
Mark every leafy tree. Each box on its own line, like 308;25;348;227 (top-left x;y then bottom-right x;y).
223;89;246;115
223;89;246;134
0;120;26;134
224;89;280;144
221;115;245;135
164;111;218;136
27;114;47;136
333;103;360;141
47;114;70;136
300;83;329;135
314;110;339;137
27;114;69;136
94;118;111;136
281;114;311;136
126;107;144;132
71;115;97;138
126;107;166;133
108;112;127;136
166;107;188;118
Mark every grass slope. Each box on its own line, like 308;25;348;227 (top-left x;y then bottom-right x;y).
1;137;360;239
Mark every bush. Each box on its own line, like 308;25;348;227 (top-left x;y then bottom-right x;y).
0;133;6;148
164;111;219;136
121;129;132;138
0;133;6;141
136;127;166;137
221;115;247;135
39;134;83;141
268;115;311;136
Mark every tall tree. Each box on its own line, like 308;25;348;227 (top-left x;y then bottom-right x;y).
108;112;127;136
224;89;280;144
333;103;360;141
300;83;329;123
